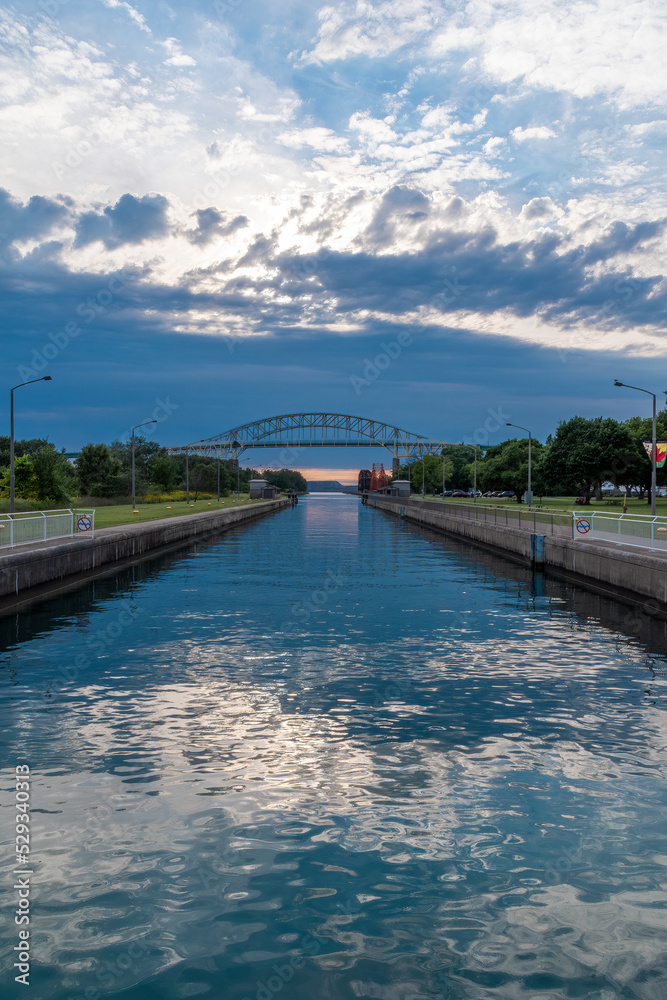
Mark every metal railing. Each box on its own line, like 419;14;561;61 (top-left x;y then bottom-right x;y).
0;509;95;548
371;495;572;536
572;510;667;551
370;494;667;552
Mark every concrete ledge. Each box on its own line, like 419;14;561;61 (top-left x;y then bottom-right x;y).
372;496;667;613
372;497;533;563
544;534;667;607
0;500;289;599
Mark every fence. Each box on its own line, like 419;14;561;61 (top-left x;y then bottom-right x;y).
370;496;667;551
572;511;667;552
0;509;95;548
375;496;573;536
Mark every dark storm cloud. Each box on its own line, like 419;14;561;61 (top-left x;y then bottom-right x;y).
185;208;248;246
0;188;70;251
264;220;666;330
1;197;665;364
73;193;170;249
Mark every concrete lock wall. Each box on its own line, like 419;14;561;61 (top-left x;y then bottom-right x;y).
371;497;667;613
0;500;289;600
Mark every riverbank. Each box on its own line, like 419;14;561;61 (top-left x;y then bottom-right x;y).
371;496;667;615
0;499;289;606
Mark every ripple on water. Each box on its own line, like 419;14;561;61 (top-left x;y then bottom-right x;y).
1;495;666;999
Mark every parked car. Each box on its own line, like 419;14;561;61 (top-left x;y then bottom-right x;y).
451;490;471;497
497;490;515;498
441;490;454;497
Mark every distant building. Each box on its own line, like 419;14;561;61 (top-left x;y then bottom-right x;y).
261;485;281;499
249;479;269;498
357;469;372;492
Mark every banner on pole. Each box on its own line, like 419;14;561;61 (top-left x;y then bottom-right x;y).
642;441;667;468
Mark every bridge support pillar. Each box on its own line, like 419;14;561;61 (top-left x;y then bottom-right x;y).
392;456;400;476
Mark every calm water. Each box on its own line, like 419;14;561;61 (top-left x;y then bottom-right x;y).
1;494;667;1000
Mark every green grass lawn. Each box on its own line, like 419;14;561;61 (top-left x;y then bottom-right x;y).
73;495;259;530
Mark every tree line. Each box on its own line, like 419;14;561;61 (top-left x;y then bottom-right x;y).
394;411;667;504
0;436;307;504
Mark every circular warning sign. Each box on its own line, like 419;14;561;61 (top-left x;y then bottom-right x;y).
576;517;591;534
77;515;92;532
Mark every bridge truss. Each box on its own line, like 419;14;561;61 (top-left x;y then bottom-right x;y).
169;412;452;474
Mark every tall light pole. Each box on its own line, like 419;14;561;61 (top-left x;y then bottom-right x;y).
442;446;446;495
506;422;532;506
614;381;657;515
131;420;157;508
232;440;241;499
473;445;478;502
10;376;52;514
422;452;425;495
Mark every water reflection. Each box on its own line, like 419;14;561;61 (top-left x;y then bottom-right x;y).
1;494;666;1000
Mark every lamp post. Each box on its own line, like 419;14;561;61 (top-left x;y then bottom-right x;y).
232;440;241;499
442;447;446;496
10;376;52;514
131;420;157;508
422;452;425;496
506;422;532;506
614;380;657;515
472;445;478;502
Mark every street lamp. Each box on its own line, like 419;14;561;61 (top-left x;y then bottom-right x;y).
442;446;446;496
131;420;157;508
614;380;658;515
506;422;532;506
232;440;241;499
10;376;52;514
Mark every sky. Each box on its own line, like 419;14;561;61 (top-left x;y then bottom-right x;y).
1;0;666;483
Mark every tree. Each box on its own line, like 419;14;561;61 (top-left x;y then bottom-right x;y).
150;456;179;493
477;438;545;503
0;436;48;468
395;451;457;492
262;468;308;493
618;415;667;502
32;445;73;504
76;444;128;497
0;455;37;500
541;416;636;504
190;461;218;499
109;436;163;499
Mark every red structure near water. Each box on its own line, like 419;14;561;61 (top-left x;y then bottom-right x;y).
369;463;389;491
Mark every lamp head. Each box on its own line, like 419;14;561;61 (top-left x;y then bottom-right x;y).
43;376;53;381
614;380;624;387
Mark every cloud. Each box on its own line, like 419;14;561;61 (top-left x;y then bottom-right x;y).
73;193;170;249
511;125;557;142
101;0;151;34
185;208;248;246
365;185;430;246
0;188;70;248
520;197;557;221
298;0;440;64
160;37;196;67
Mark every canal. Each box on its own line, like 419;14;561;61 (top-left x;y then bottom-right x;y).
1;493;666;999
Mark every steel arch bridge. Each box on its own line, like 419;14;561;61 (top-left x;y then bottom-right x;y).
169;412;452;473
